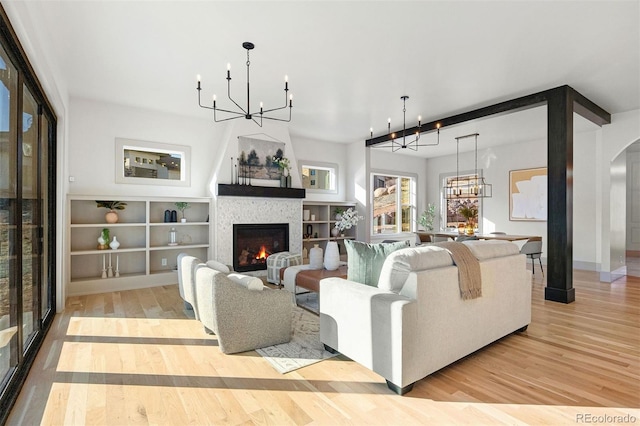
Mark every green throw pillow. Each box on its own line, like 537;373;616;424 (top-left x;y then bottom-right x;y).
345;239;410;287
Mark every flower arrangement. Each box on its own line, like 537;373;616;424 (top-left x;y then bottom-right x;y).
272;156;291;175
335;207;364;232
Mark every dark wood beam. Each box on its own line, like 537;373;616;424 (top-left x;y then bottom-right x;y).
571;87;612;126
366;89;551;147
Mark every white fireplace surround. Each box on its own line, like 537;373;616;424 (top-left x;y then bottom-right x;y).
215;197;303;274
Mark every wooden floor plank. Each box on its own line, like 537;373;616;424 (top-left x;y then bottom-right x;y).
7;269;640;425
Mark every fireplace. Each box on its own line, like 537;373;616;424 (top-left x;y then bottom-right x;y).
233;223;289;272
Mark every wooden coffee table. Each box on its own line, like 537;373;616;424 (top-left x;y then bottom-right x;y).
280;265;348;313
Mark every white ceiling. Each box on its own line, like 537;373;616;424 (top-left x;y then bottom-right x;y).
13;0;640;157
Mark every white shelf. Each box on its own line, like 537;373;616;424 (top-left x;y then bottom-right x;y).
67;195;211;296
302;201;356;262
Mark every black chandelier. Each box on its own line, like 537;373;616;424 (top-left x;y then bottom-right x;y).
445;133;492;199
196;41;292;127
370;95;439;152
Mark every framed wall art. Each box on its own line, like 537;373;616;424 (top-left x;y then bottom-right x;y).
509;167;547;221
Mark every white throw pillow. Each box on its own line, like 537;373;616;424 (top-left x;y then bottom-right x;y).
206;259;231;273
226;273;264;291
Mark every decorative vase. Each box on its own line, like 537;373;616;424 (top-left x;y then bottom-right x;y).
309;244;323;269
324;241;340;271
303;210;310;221
286;175;292;188
331;227;340;237
109;236;120;250
181;218;187;223
105;210;118;223
458;223;466;234
280;175;287;188
465;222;475;236
168;227;178;246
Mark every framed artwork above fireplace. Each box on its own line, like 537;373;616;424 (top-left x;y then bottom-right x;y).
237;135;286;183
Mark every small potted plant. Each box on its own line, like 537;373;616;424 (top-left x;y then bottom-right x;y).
95;200;127;223
333;207;346;220
418;203;436;231
174;202;191;222
272;156;291;187
97;228;109;250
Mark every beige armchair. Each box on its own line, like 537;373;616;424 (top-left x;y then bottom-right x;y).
177;253;204;319
195;267;293;354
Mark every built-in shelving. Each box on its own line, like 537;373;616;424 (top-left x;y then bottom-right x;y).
67;195;210;296
302;201;356;262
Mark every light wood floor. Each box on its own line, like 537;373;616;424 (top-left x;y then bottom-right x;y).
7;269;640;425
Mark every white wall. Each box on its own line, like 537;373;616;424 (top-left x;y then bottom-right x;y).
600;109;640;281
290;134;349;203
573;131;598;270
347;139;369;242
68;98;222;197
424;127;602;269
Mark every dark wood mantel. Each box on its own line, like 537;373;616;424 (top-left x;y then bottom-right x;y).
217;184;306;199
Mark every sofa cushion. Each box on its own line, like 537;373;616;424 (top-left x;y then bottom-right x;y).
345;239;410;287
206;259;231;273
378;245;455;294
462;240;519;260
226;273;264;291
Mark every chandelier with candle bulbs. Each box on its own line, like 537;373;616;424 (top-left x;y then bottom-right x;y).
445;133;492;199
369;95;440;152
196;42;292;127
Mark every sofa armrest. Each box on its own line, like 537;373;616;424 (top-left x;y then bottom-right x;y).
319;277;416;379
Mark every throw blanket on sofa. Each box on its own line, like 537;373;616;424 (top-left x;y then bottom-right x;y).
435;242;482;300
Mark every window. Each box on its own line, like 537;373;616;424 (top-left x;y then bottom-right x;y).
443;173;480;231
371;173;416;234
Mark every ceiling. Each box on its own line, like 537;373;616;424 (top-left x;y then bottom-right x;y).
12;1;640;157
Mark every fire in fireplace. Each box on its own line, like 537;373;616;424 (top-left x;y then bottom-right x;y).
233;223;289;272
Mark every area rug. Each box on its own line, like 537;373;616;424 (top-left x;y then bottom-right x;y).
256;306;338;373
295;292;318;313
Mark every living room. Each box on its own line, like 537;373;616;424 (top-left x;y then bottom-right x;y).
1;1;639;424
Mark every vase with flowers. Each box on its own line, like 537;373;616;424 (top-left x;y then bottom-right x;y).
272;155;291;187
334;207;364;237
458;204;478;236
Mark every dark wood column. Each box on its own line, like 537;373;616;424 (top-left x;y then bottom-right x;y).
545;87;575;303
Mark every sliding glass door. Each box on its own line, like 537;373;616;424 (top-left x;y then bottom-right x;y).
0;6;56;420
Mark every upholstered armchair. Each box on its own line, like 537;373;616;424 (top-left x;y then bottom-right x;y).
177;253;204;319
195;267;294;354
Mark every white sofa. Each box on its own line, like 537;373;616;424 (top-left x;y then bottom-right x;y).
319;240;532;395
